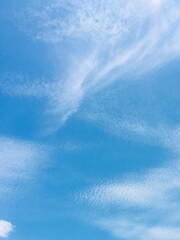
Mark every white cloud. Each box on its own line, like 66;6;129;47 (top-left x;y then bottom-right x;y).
0;136;49;197
83;161;180;240
82;110;180;154
45;52;97;130
151;0;163;10
97;218;180;240
80;123;180;239
0;220;14;238
0;73;52;98
85;162;180;208
81;120;180;209
2;0;178;130
0;136;46;180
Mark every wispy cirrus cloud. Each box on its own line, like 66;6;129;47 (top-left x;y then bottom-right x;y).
82;112;180;155
0;136;46;180
0;136;49;196
81;163;180;239
0;73;53;98
84;159;180;208
97;218;180;240
25;0;180;92
2;0;179;130
0;220;14;238
79;121;180;240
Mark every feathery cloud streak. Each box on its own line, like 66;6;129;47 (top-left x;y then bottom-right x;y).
3;0;179;129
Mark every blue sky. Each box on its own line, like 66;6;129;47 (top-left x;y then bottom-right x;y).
0;0;180;239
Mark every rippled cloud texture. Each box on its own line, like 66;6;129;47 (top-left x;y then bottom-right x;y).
80;121;180;240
